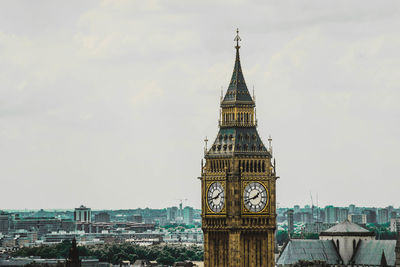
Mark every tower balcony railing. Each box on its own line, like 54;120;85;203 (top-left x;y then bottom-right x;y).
219;119;257;127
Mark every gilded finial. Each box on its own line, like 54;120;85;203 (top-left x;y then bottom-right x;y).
234;28;241;49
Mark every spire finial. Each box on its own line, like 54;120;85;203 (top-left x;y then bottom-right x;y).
234;28;241;49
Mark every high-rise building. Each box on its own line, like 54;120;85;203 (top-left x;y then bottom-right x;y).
338;208;349;223
183;207;194;225
391;211;397;220
287;210;294;236
325;206;337;223
167;207;178;222
201;30;277;267
362;209;377;224
294;205;300;213
349;204;356;214
74;205;91;223
378;208;389;225
0;211;10;234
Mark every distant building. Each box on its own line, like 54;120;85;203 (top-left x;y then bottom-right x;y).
348;214;367;225
127;214;142;223
294;205;300;213
391;211;398;220
183;207;194;225
74;205;91;223
304;222;337;234
325;206;337;223
349;204;356;214
338;208;349;223
287;210;294;235
167;207;178;222
390;217;400;232
94;212;110;223
300;212;312;224
0;211;10;234
362;209;377;224
378;208;389;225
13;217;73;237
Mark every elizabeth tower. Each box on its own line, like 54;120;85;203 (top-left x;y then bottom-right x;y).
201;30;277;267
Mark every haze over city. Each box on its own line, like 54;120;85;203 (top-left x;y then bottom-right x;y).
1;1;400;210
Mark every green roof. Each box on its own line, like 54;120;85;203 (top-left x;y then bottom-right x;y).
352;240;396;266
277;240;342;265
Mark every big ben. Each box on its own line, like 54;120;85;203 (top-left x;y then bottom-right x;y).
201;30;277;267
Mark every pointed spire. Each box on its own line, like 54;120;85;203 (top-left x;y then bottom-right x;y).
221;28;254;106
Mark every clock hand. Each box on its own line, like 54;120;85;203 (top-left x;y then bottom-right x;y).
212;191;221;200
244;192;260;203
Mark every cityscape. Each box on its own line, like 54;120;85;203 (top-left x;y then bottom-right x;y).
1;1;400;267
1;202;400;265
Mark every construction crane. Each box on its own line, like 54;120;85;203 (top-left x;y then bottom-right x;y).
310;192;315;224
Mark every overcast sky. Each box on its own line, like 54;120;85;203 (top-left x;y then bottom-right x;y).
1;1;400;210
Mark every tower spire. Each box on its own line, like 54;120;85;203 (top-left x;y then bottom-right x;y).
221;28;254;106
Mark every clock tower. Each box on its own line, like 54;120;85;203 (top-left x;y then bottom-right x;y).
201;30;277;267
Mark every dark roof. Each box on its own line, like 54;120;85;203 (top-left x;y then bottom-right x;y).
206;127;270;158
221;46;254;106
352;240;396;266
320;220;374;237
276;240;342;265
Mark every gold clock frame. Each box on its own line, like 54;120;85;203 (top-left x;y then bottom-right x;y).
241;180;269;215
205;180;226;215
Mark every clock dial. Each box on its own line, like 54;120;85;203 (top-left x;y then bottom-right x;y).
244;182;268;212
207;182;225;212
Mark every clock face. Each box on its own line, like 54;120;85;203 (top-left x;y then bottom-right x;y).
207;182;225;213
244;182;268;212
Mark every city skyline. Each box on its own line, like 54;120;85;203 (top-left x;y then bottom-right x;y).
1;1;400;209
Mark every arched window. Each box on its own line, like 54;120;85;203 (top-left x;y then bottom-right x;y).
246;161;249;172
353;239;356;250
262;161;265;172
250;161;253;172
258;161;261;172
336;239;339;250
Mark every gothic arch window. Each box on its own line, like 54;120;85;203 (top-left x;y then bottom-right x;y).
246;161;249;172
228;144;232;151
258;161;261;172
262;161;265;172
250;161;253;172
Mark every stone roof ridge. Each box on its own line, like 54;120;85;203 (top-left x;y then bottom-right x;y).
322;220;371;234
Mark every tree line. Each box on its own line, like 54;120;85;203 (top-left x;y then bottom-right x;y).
13;241;203;265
